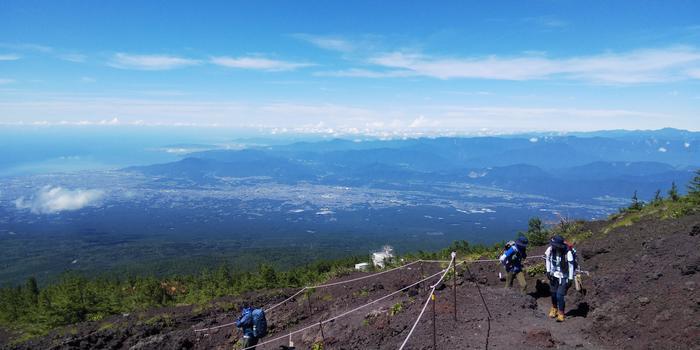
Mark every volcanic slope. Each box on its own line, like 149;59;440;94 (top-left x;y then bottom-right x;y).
6;208;699;350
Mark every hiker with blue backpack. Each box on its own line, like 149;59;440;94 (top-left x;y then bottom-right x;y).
499;236;529;293
235;306;267;349
545;235;576;322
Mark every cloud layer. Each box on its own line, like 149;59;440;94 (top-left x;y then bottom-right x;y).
359;46;700;84
210;56;313;71
108;53;201;70
15;186;105;214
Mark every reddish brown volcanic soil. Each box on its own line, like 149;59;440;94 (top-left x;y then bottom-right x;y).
5;212;699;350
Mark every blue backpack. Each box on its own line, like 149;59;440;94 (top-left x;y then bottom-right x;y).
252;308;267;338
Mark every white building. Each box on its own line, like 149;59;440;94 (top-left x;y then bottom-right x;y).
372;245;394;268
354;262;370;271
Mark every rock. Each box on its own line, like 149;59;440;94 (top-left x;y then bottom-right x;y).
683;281;696;292
690;225;700;236
524;328;555;348
645;272;663;280
680;263;698;276
638;297;651;306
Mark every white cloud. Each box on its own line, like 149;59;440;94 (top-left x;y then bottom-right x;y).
0;43;52;53
367;46;700;84
59;53;87;63
523;16;569;28
15;186;105;214
314;68;414;78
0;54;20;61
0;96;694;133
108;53;200;70
292;34;355;52
658;147;668;153
210;56;314;71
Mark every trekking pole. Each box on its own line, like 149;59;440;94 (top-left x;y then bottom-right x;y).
451;252;457;322
432;293;437;350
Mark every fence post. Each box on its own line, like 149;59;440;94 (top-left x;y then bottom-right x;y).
451;252;457;322
432;293;437;350
420;261;425;291
307;290;313;314
319;320;325;345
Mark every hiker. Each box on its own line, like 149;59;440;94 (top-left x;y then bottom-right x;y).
236;305;267;349
236;306;258;349
499;236;529;293
545;235;575;322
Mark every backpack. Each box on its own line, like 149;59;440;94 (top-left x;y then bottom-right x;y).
501;241;523;269
252;308;267;338
565;242;579;272
550;244;578;275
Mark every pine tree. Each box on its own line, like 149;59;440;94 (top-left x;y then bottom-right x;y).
525;217;548;246
629;190;644;211
668;182;680;201
652;189;663;205
687;169;700;202
24;276;39;306
259;264;278;289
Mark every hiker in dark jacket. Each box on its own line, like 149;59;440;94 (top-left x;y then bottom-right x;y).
545;235;575;322
236;306;259;349
499;236;529;293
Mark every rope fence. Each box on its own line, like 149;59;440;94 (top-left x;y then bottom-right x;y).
398;255;456;350
236;268;449;350
193;253;554;349
193;259;423;333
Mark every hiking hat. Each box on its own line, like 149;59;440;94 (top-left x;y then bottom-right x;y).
516;236;529;247
550;235;566;249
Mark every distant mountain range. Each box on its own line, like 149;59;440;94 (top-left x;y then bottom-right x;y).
129;128;699;203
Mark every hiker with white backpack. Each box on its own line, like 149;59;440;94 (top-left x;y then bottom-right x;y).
545;235;576;322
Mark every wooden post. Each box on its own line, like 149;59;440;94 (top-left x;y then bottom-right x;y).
452;252;457;322
307;291;313;314
432;293;437;350
319;320;325;344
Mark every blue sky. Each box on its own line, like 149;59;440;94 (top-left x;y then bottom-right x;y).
1;0;699;135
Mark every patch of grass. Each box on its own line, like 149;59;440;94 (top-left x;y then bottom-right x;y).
604;198;697;234
389;302;403;316
353;288;369;298
525;262;545;277
320;293;333;302
143;313;174;327
214;301;237;312
311;342;324;350
98;322;115;331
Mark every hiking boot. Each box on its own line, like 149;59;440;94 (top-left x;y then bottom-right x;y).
548;307;558;318
556;310;565;322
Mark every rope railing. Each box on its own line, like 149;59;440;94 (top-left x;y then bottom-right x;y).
194;253;550;348
398;255;456;350
193;259;424;333
236;268;449;350
421;254;545;264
